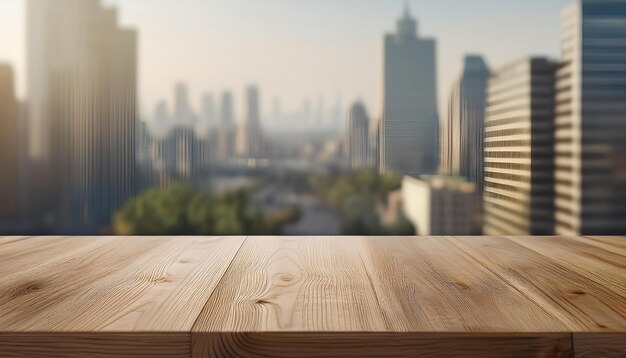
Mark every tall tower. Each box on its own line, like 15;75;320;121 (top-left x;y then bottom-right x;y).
441;55;490;193
26;0;137;231
0;64;20;229
346;101;370;170
174;82;195;127
555;0;626;235
217;91;236;161
240;85;263;157
380;5;438;176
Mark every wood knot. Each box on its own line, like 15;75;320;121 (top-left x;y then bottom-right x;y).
154;276;173;284
9;281;44;298
455;282;469;290
571;290;586;295
256;299;270;305
179;259;191;264
280;274;294;282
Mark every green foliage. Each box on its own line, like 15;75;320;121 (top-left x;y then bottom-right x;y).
113;184;299;235
309;170;414;236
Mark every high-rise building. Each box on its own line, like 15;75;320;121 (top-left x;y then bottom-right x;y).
238;85;263;158
0;64;20;230
380;5;439;176
217;91;236;161
555;0;626;235
27;0;137;231
441;55;490;193
346;101;370;169
483;58;557;235
174;82;195;127
200;93;216;130
402;176;480;235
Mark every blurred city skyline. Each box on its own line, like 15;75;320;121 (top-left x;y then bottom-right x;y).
1;0;623;236
1;0;570;120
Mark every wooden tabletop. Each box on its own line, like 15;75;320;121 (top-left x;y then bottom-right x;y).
0;236;624;357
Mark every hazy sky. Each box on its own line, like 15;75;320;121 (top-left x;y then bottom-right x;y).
0;0;571;120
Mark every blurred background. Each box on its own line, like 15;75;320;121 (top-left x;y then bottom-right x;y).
0;0;624;236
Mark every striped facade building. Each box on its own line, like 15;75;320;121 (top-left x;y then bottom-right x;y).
554;0;626;235
483;58;557;235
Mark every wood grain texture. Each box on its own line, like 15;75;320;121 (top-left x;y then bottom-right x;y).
580;236;626;256
573;333;626;358
357;236;568;332
192;237;387;333
511;236;626;299
0;332;189;358
1;236;625;357
195;332;572;358
0;236;245;332
448;236;626;332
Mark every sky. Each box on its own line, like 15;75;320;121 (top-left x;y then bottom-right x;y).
0;0;571;121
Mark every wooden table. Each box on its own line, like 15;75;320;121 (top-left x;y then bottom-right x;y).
0;236;624;357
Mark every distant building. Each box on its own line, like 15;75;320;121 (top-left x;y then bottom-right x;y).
441;55;490;193
200;93;216;130
380;5;438;176
402;176;480;235
346;101;370;169
483;58;557;235
0;64;20;230
555;0;626;235
174;83;195;126
27;0;137;231
217;91;236;162
238;85;263;158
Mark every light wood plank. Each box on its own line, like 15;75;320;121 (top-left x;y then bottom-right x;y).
573;333;626;358
198;332;572;358
580;236;626;256
449;236;626;332
0;236;245;331
0;236;97;277
193;236;386;332
510;236;626;298
192;236;388;356
0;236;30;246
357;236;569;332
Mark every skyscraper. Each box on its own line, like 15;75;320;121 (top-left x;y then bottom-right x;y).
346;101;370;169
0;64;19;230
239;85;263;158
174;82;195;127
555;0;626;235
200;93;216;130
217;91;236;161
441;55;490;193
380;5;438;176
483;58;557;235
27;0;137;231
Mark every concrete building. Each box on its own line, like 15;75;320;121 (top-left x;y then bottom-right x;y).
27;0;137;231
0;64;20;230
555;0;626;235
380;5;439;176
402;176;480;235
483;58;557;235
441;55;490;193
346;101;370;169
